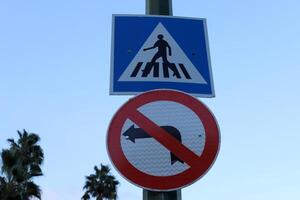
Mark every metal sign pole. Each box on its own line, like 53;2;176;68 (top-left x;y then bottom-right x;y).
143;189;181;200
146;0;172;15
143;1;181;200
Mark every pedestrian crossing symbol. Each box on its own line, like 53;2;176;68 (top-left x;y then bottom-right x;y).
111;15;215;97
119;23;207;84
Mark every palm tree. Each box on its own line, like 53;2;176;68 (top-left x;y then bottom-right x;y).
0;130;44;200
82;164;119;200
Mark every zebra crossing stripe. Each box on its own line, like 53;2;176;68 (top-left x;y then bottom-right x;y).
130;62;193;79
130;62;143;77
179;64;191;79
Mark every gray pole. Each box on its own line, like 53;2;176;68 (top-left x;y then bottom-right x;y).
143;1;181;200
146;0;173;15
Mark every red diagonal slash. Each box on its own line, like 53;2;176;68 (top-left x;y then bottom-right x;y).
129;109;201;167
107;90;220;191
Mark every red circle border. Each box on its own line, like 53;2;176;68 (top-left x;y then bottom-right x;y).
107;90;220;191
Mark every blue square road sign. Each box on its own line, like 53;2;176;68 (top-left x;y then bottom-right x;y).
110;15;215;97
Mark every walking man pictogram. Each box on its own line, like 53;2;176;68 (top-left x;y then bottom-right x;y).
143;34;172;64
142;34;181;78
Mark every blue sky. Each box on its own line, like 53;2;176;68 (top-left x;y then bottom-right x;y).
1;0;300;199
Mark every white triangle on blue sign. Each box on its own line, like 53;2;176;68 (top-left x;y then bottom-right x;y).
118;22;207;84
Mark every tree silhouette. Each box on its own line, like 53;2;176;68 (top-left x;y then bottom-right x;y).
0;130;44;200
82;164;119;200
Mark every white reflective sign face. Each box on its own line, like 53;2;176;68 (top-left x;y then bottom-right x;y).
120;101;206;176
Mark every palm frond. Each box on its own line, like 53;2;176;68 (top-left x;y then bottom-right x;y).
1;149;17;172
82;164;119;200
1;130;44;199
29;164;43;177
82;192;91;200
25;181;41;199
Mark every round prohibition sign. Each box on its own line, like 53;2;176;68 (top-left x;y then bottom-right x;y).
107;90;220;191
